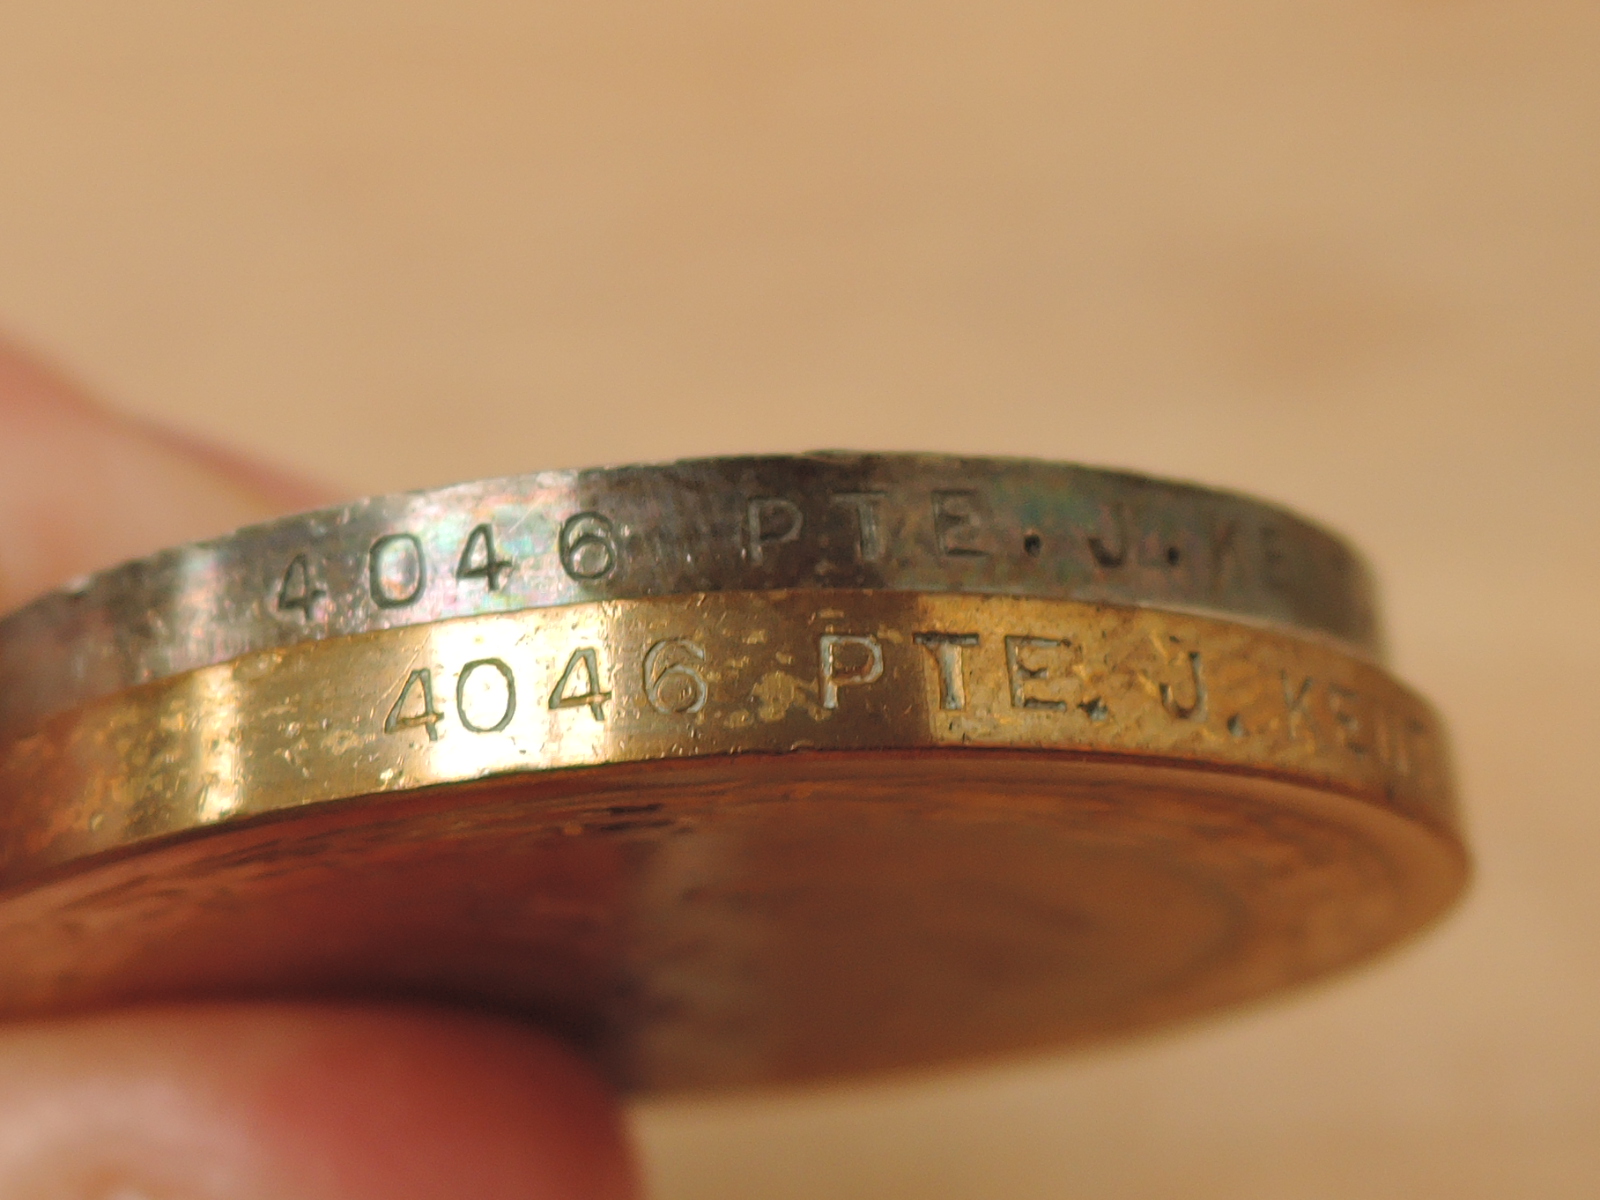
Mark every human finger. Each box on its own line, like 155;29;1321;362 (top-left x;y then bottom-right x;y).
0;1004;636;1200
0;339;329;609
0;343;638;1199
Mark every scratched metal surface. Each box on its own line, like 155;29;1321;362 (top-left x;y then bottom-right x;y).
0;453;1378;737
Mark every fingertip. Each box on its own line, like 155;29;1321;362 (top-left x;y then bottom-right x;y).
248;1006;639;1200
0;338;338;609
0;1004;638;1200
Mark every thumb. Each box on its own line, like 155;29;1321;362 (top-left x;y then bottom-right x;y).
0;341;330;610
0;341;638;1199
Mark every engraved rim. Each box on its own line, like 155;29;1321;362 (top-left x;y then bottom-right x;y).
0;590;1464;1091
0;453;1382;737
0;590;1453;887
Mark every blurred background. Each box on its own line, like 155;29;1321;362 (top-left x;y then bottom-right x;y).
0;2;1595;1195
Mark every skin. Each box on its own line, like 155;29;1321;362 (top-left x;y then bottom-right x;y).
0;341;638;1200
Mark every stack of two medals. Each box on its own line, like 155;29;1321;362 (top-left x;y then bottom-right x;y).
0;454;1465;1092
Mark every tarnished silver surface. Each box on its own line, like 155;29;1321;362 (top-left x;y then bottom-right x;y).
0;453;1379;735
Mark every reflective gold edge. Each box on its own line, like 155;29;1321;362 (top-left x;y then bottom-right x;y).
0;590;1458;885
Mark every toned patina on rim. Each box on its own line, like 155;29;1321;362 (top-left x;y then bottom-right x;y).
0;454;1382;737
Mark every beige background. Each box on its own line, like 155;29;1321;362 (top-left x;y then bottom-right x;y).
1;2;1596;1195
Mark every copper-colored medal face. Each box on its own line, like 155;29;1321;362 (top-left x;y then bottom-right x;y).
0;753;1459;1092
0;458;1466;1094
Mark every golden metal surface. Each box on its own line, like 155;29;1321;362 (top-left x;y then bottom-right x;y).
0;591;1465;1091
